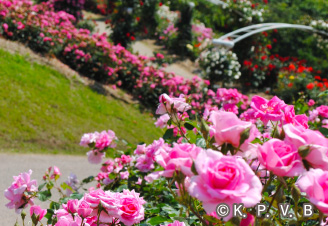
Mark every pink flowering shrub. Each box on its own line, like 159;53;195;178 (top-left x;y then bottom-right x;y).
5;99;328;226
4;170;38;213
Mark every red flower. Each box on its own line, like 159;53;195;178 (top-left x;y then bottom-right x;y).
317;83;324;88
266;44;272;49
288;83;293;87
159;2;163;6
268;63;275;71
194;43;201;48
136;17;140;21
314;75;322;80
306;83;315;90
288;64;296;71
261;55;267;61
262;32;268;37
130;36;136;41
263;0;268;3
139;1;143;6
126;32;130;37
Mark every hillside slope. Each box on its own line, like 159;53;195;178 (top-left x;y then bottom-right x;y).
0;49;163;154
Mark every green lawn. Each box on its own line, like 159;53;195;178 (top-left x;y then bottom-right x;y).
0;49;163;155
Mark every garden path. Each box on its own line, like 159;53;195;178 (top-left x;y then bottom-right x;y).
84;11;199;80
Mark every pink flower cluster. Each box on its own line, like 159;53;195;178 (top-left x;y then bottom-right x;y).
55;189;146;226
242;95;309;128
94;155;132;186
80;130;117;164
4;170;38;213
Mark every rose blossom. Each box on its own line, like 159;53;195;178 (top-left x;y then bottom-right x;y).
283;124;328;170
80;132;99;147
257;139;305;177
4;169;38;213
67;199;78;213
119;190;146;226
30;205;47;221
156;94;191;115
77;201;92;218
209;110;259;159
317;105;328;118
87;150;105;164
296;168;328;215
188;149;262;221
159;143;202;177
95;130;117;150
250;95;286;125
155;113;170;128
161;221;186;226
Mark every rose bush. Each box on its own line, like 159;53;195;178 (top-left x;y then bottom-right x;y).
5;93;328;226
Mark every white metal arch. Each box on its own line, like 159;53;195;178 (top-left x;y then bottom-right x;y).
212;23;328;49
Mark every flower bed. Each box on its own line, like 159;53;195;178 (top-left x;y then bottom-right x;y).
0;0;246;112
5;93;328;225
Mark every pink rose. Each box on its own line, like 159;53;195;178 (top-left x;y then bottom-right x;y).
120;155;132;164
160;143;202;177
4;169;38;213
119;190;146;226
283;124;328;170
155;114;170;128
161;220;186;226
188;149;262;221
308;99;315;107
209;110;252;147
250;95;286;125
120;171;129;180
296;168;328;215
240;213;255;226
77;201;92;218
87;150;105;164
317;105;328;118
67;199;78;214
209;110;259;159
156;94;191;115
95;130;117;150
257;139;305;177
30;205;47;221
80;132;98;147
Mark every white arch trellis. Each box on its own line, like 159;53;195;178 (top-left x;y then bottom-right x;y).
204;1;328;49
211;23;328;49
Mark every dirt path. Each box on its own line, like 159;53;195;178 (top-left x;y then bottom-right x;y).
83;11;199;80
0;153;100;225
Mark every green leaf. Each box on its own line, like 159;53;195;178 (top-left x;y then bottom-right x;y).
46;181;54;190
38;190;51;202
318;90;328;97
61;182;74;192
184;122;195;130
50;201;60;210
147;216;170;225
70;193;83;200
319;127;328;138
38;183;46;191
195;138;206;148
163;129;174;140
117;184;128;192
82;176;94;183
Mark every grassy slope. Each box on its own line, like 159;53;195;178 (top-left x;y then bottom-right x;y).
0;49;163;155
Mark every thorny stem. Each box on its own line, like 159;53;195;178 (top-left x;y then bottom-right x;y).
188;197;209;226
262;172;273;195
267;183;283;214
